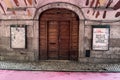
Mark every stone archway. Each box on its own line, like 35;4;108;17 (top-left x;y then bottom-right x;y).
34;2;85;61
39;8;79;60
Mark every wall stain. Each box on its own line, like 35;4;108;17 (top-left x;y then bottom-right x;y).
27;0;33;5
0;3;6;14
103;0;113;18
113;0;120;10
92;10;95;15
13;0;19;6
95;0;100;8
86;0;89;6
27;9;31;16
86;0;119;19
113;0;120;17
12;11;16;15
106;0;113;8
0;0;119;19
96;11;100;18
115;12;120;17
103;11;107;18
87;10;90;13
90;0;95;7
35;0;37;4
24;0;27;6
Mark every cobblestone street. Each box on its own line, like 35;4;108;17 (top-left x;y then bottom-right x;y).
0;61;120;72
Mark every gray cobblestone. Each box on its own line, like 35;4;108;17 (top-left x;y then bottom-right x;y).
0;61;120;72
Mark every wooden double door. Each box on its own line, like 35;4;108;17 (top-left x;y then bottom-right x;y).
39;8;79;60
48;21;70;60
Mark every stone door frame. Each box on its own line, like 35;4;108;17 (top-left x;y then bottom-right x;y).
33;2;85;61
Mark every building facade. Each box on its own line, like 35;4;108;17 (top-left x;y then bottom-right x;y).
0;0;120;63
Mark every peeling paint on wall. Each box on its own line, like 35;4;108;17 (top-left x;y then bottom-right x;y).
113;0;120;10
85;0;120;19
13;0;19;6
115;12;120;17
0;0;119;20
24;0;27;6
113;0;120;17
27;0;33;5
103;0;113;18
0;2;6;14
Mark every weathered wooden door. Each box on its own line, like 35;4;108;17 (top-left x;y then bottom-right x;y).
48;21;70;60
39;8;79;60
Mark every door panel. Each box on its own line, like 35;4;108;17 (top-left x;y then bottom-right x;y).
39;21;47;59
59;21;70;60
47;21;70;60
70;21;79;60
48;21;59;59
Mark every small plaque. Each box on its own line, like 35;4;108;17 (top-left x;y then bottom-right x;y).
92;25;110;50
10;25;27;48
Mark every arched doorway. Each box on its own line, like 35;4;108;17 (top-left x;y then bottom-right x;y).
39;8;79;60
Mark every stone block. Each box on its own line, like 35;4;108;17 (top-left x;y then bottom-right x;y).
110;39;120;47
85;26;92;39
79;58;89;63
110;26;120;38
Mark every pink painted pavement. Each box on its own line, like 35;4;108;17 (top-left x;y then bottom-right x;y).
0;70;120;80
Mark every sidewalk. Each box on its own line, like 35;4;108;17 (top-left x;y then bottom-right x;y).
0;70;120;80
0;61;120;72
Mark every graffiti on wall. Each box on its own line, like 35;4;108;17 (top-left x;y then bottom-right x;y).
0;0;119;20
85;0;120;18
113;0;120;17
0;0;36;16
